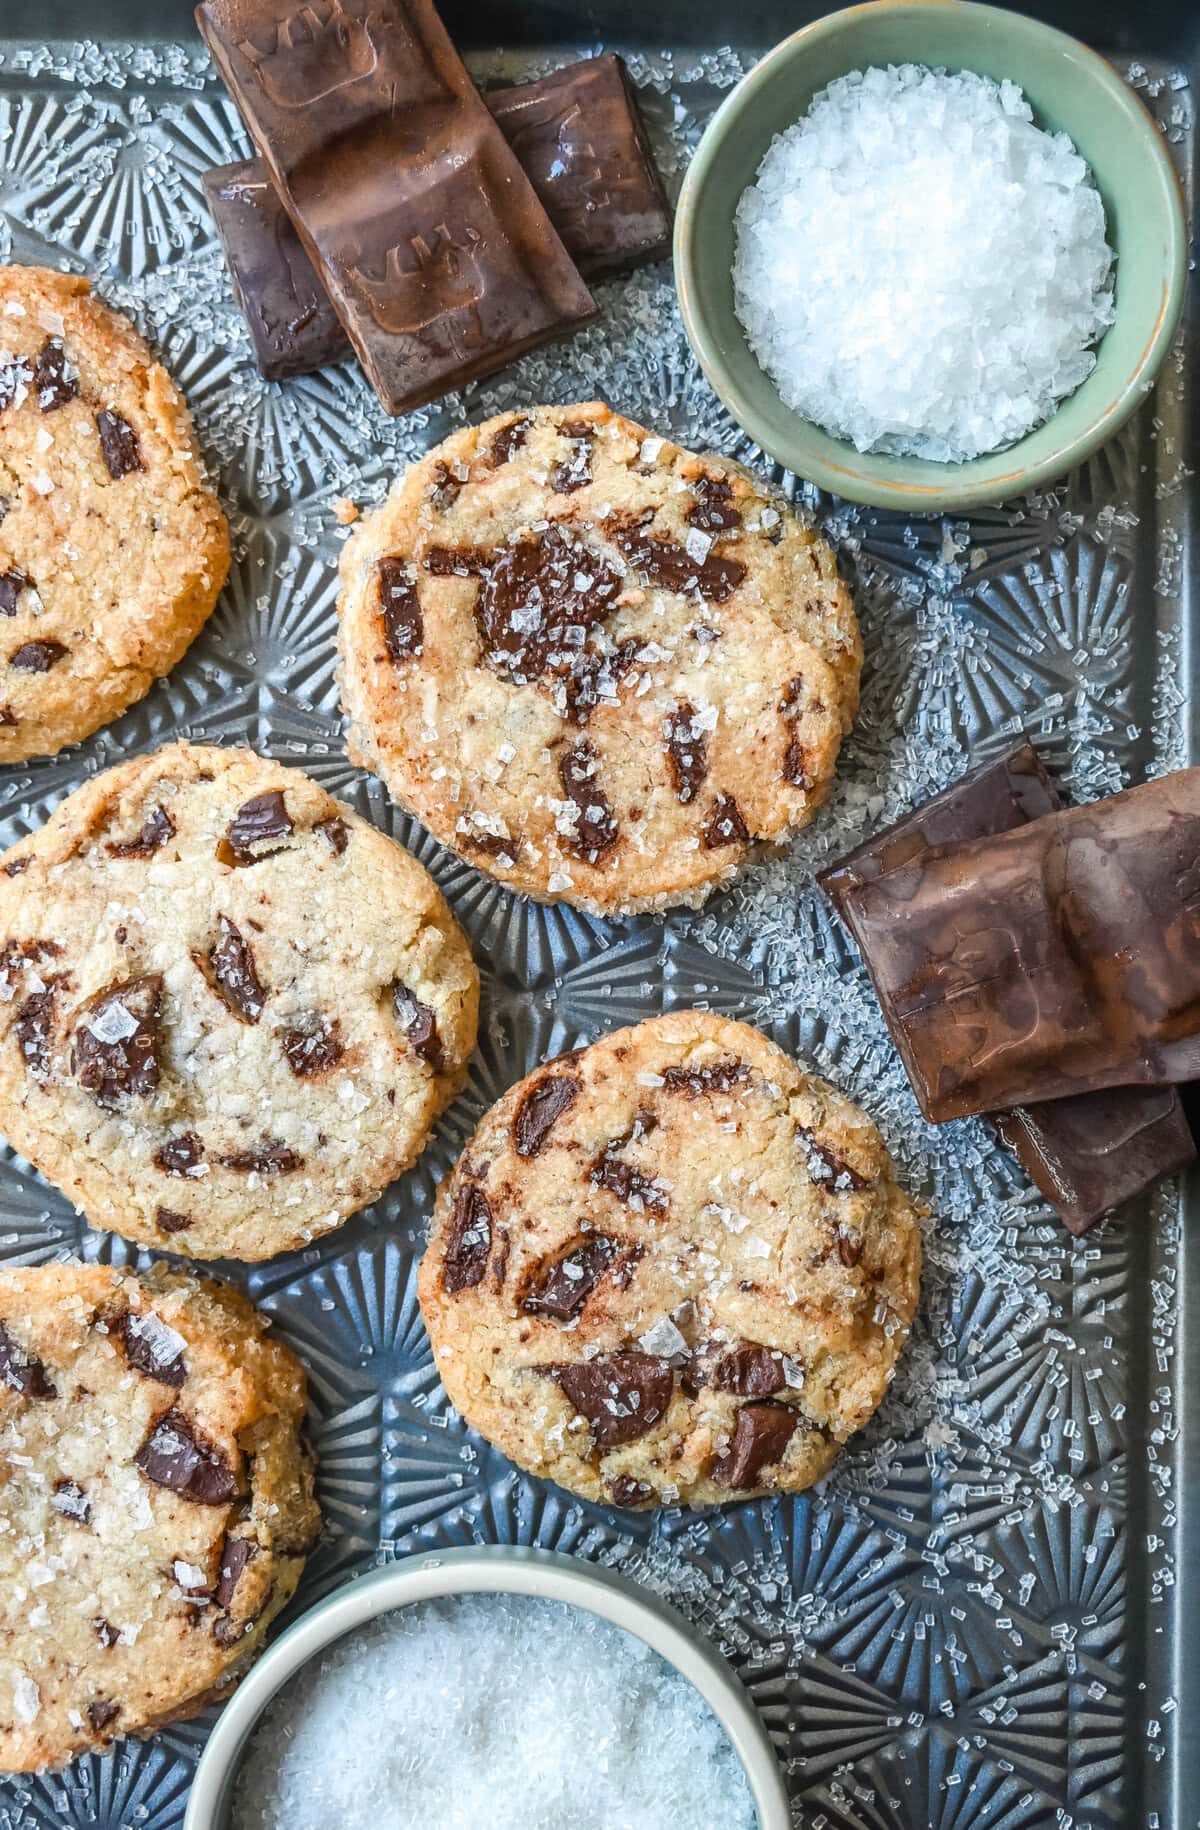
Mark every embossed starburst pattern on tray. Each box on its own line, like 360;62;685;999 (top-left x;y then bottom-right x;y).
0;34;1193;1830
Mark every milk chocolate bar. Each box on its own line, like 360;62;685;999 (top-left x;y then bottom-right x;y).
203;160;351;379
821;745;1196;1232
824;765;1200;1121
194;0;597;415
487;56;672;279
204;55;669;382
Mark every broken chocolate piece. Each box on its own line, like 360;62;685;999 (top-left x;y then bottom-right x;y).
702;794;749;850
0;567;32;615
202;58;665;382
514;1074;579;1156
15;986;54;1083
95;409;144;478
221;1142;303;1174
443;1182;493;1294
559;739;619;861
71;974;162;1106
87;1699;120;1734
554;1352;673;1447
378;557;423;663
393;982;443;1070
32;337;78;411
10;639;66;672
473;522;621;690
135;1408;237;1505
662;1058;750;1097
689;1342;786;1399
195;917;268;1023
108;805;175;859
156;1132;205;1176
782;738;813;790
591;1120;669;1215
796;1127;870;1192
820;744;1200;1229
429;460;462;513
223;789;293;864
490;417;529;465
551;422;593;494
202;158;352;380
195;0;597;417
120;1311;187;1388
0;1320;55;1398
523;1234;619;1320
94;1618;120;1649
282;1014;343;1077
686;474;742;532
609;516;746;602
609;1473;655;1507
215;1534;253;1608
156;1207;193;1235
711;1401;798;1488
315;815;348;855
488;55;671;277
663;703;708;804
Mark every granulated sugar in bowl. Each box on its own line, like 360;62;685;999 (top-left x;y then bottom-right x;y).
733;63;1115;463
229;1594;758;1830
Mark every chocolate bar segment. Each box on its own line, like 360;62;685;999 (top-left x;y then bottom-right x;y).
823;764;1200;1123
194;0;597;416
821;744;1196;1232
487;55;672;279
993;1088;1193;1237
203;159;351;379
204;55;669;381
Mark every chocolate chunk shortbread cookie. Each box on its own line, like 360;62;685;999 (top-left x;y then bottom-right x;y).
0;743;478;1260
419;1012;921;1508
0;1261;318;1773
0;266;229;761
338;403;861;914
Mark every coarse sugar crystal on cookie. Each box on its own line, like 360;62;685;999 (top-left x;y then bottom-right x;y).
0;1260;319;1774
338;402;861;915
0;266;230;762
0;742;478;1261
418;1012;922;1509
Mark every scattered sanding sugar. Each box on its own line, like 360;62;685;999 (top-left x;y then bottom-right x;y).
733;64;1116;462
229;1593;759;1830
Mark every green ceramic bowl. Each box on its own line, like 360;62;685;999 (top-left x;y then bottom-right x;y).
675;0;1188;512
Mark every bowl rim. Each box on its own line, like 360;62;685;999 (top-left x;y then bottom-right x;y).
182;1545;792;1830
674;0;1189;513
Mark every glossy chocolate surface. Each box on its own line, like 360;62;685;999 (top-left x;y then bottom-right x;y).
822;744;1197;1228
487;54;672;277
195;0;596;413
203;53;668;379
203;159;352;378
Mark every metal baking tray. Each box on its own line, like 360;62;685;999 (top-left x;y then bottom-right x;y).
0;3;1196;1824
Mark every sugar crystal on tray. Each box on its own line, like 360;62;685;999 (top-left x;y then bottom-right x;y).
733;64;1116;461
229;1594;757;1830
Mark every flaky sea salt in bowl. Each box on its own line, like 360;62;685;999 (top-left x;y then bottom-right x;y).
184;1548;791;1830
676;0;1186;511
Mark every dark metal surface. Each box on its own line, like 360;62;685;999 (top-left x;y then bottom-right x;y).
0;7;1195;1828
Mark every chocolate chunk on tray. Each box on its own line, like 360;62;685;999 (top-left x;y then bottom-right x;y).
202;160;352;380
821;762;1200;1123
195;0;596;415
486;54;672;278
203;54;669;381
821;742;1196;1233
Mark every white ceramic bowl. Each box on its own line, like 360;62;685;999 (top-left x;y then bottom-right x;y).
184;1545;791;1830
